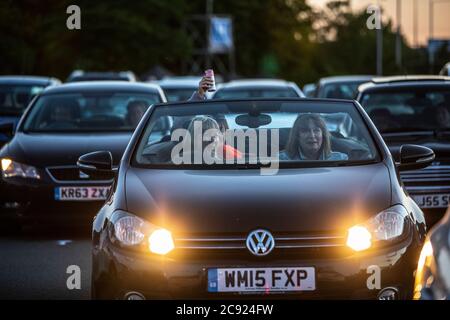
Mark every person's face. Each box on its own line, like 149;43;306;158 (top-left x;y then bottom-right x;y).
436;107;450;128
129;105;146;125
298;119;323;157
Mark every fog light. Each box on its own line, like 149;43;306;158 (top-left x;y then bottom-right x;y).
148;228;174;255
124;291;145;300
346;226;372;251
378;287;399;300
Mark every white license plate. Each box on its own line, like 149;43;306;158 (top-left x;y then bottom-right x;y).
207;267;315;293
54;186;110;201
413;194;450;209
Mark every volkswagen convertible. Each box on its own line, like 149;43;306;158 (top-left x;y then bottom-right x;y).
84;99;432;300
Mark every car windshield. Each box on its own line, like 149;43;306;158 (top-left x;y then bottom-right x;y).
213;88;299;99
22;92;161;132
134;100;378;169
320;81;366;99
0;84;46;116
360;87;450;133
163;88;197;102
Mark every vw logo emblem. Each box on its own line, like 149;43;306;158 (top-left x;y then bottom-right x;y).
246;229;275;256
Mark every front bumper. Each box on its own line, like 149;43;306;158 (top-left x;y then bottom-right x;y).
93;234;420;300
0;177;110;226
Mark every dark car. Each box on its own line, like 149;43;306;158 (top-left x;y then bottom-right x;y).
212;79;304;99
316;76;373;100
85;98;430;300
357;76;450;227
0;81;166;227
414;207;450;300
0;76;61;147
66;70;137;82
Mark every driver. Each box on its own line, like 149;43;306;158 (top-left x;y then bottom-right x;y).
280;113;348;161
126;100;148;127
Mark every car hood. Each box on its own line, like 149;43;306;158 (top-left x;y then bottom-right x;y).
125;163;392;234
7;132;132;167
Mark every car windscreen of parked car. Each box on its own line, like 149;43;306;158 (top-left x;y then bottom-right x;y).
360;88;450;133
163;88;197;102
134;100;379;168
22;92;161;132
320;82;363;99
213;88;299;99
0;84;46;116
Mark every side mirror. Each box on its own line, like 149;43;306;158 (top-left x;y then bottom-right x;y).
0;122;14;137
77;151;115;178
397;144;435;172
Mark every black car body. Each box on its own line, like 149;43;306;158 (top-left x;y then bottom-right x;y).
316;76;373;100
87;98;430;299
0;76;61;147
414;208;450;300
0;81;166;226
357;76;450;227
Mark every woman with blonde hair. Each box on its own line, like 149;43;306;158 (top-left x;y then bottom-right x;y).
186;115;241;161
281;113;348;161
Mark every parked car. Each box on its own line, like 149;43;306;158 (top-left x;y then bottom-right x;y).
66;70;137;82
357;76;450;227
154;76;202;102
414;207;450;300
0;81;166;227
440;62;450;76
212;79;304;99
87;98;429;299
316;76;373;100
302;83;317;98
0;76;61;147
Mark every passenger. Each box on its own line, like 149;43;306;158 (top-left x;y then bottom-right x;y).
40;99;80;129
186;115;241;161
126;100;148;127
435;104;450;129
280;113;348;161
370;109;399;132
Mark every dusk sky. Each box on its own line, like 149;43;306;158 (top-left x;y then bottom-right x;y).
308;0;450;46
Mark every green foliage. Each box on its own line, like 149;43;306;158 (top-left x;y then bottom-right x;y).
0;0;439;83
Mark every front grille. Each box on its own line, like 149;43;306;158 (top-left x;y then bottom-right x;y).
172;232;347;260
46;166;113;182
401;164;450;186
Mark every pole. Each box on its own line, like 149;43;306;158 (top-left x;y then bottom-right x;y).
396;0;402;68
413;0;418;47
205;0;214;69
376;2;383;75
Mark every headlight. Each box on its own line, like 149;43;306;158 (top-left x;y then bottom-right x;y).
110;211;174;255
346;205;409;252
414;240;436;300
1;158;40;179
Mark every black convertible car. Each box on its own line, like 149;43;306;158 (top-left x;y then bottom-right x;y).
0;81;166;227
85;98;431;299
357;76;450;227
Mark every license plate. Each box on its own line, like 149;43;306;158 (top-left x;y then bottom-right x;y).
207;267;315;293
413;194;450;209
54;186;110;201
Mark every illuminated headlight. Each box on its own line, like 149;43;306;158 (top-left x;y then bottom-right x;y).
110;211;174;255
1;158;40;179
346;205;409;252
